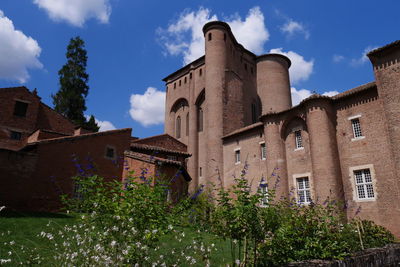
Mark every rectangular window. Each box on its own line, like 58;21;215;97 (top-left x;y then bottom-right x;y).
197;108;203;132
73;183;83;200
10;131;22;140
235;150;241;164
351;118;363;138
260;143;266;160
105;146;115;160
199;167;202;177
297;177;311;204
295;130;303;149
354;169;375;199
13;101;28;117
259;179;268;207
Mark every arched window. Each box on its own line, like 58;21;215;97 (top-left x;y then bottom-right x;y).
198;107;203;132
176;116;181;139
186;112;189;136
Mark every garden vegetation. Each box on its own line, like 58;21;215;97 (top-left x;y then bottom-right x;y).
0;164;395;266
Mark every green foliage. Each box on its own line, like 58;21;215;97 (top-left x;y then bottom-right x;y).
0;167;395;266
84;115;100;132
52;36;99;131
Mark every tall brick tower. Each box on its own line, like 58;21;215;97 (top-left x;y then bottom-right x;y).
368;42;400;235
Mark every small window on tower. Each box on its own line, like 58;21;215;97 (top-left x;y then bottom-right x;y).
208;33;212;41
198;107;203;132
10;131;22;140
235;149;241;164
105;146;116;160
295;130;303;149
260;143;266;160
351;118;363;139
189;73;192;79
251;103;257;123
13;101;28;117
199;68;202;76
184;77;187;84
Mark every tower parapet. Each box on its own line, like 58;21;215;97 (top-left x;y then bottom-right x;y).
256;54;292;114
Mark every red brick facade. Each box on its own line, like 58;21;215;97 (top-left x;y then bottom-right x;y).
0;88;190;211
163;21;400;236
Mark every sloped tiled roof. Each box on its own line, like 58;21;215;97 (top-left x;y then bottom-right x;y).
222;122;263;139
367;40;400;57
331;82;376;100
25;128;132;146
130;143;191;157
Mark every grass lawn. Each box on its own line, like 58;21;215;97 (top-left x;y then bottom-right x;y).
0;211;234;266
0;210;76;265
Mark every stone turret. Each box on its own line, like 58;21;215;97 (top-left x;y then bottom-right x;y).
202;21;229;187
256;54;292;113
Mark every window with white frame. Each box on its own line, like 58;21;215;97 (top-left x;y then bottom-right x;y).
235;150;241;164
351;118;363;139
297;177;311;204
260;143;266;160
354;169;375;199
259;178;268;206
295;130;303;149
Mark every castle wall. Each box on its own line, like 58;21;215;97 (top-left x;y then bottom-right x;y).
223;126;267;193
282;116;313;198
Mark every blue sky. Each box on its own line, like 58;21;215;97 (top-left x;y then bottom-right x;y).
0;0;399;138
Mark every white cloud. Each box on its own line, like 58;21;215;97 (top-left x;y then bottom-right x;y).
85;115;116;131
0;10;42;83
322;91;339;97
269;48;314;85
158;6;269;65
333;54;345;63
291;87;339;106
96;119;116;131
351;46;378;66
129;87;165;127
280;19;309;39
228;7;269;54
33;0;111;27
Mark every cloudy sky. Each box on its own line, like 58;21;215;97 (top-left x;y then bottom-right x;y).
0;0;399;136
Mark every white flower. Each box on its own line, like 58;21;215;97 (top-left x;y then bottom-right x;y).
0;259;11;264
110;240;117;247
235;259;241;265
0;206;5;212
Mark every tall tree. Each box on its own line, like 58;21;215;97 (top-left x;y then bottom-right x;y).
52;36;99;132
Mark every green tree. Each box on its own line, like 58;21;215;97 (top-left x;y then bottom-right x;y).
52;36;99;132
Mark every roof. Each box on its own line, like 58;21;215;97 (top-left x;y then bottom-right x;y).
124;151;191;181
367;40;400;57
162;56;205;82
24;128;132;147
222;122;263;139
130;143;191;157
331;82;376;100
132;133;187;153
260;81;377;120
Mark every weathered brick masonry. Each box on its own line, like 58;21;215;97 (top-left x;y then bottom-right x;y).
163;21;400;236
0;88;190;211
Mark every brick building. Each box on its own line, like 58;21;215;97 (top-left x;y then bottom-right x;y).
163;21;400;236
0;87;190;211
